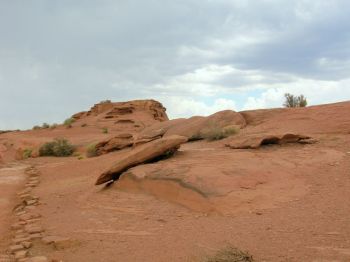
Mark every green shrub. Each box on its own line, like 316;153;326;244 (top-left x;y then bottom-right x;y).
22;148;33;159
63;118;75;126
102;127;108;134
283;93;307;108
204;247;254;262
39;138;74;157
41;123;50;129
32;125;41;130
86;143;98;158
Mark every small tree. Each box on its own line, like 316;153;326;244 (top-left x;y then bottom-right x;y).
283;93;307;108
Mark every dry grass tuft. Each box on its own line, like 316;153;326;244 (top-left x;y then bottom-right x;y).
203;247;254;262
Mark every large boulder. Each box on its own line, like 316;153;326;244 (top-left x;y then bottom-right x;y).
225;133;316;149
95;135;188;185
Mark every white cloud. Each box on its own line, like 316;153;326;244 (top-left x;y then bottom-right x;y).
161;97;237;119
1;0;350;129
242;78;350;110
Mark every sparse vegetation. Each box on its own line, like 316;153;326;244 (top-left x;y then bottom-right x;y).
63;118;75;127
86;143;98;158
201;125;239;141
100;99;111;103
41;123;50;129
189;132;204;142
39;138;74;157
204;247;254;262
102;127;108;134
283;93;308;108
22;148;33;159
32;125;41;130
189;126;239;142
50;123;58;129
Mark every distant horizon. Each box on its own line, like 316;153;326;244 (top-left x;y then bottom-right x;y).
1;1;350;129
2;98;349;131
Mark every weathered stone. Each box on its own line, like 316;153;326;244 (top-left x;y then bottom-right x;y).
226;133;316;149
9;244;23;253
21;241;32;249
20;213;41;220
42;236;70;245
19;194;31;200
0;254;12;262
25;256;48;262
14;250;28;259
11;223;23;230
26;218;41;224
15;211;26;216
95;133;134;155
12;237;31;244
17;188;32;195
95;135;188;185
53;238;78;250
29;233;43;240
24;225;43;234
24;199;38;206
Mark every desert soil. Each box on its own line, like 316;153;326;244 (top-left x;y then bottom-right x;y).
0;101;350;262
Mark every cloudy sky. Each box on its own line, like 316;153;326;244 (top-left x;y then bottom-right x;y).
1;0;350;129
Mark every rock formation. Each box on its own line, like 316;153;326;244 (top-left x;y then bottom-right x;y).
135;110;246;143
225;133;317;149
95;133;134;155
95;135;188;185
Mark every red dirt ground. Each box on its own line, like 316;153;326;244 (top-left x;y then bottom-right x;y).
1;101;350;261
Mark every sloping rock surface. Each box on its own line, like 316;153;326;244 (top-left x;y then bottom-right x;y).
136;110;246;142
95;135;188;185
225;133;317;149
95;133;134;155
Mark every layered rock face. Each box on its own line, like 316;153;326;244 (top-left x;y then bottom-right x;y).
72;99;168;123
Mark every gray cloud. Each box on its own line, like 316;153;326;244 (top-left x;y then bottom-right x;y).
1;0;350;129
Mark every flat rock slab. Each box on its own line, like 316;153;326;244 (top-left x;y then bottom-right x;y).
225;133;316;149
24;257;48;262
95;135;188;185
42;235;70;245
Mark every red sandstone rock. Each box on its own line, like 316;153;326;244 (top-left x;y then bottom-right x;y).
95;135;188;185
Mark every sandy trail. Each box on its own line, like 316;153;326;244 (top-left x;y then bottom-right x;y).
0;164;27;252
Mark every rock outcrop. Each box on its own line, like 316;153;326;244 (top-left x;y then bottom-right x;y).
69;99;169;132
136;110;246;142
74;99;168;121
225;133;317;149
95;133;134;155
95;135;188;185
